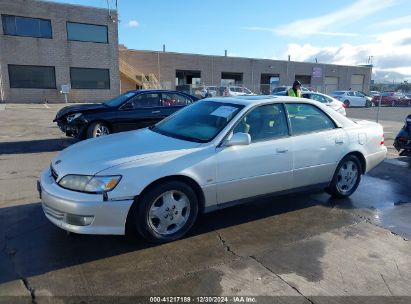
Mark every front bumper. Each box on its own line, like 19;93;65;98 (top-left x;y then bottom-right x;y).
38;169;134;235
55;120;86;138
394;138;411;151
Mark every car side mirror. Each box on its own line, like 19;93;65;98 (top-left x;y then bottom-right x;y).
224;132;251;147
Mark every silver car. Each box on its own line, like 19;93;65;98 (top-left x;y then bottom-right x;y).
39;96;386;243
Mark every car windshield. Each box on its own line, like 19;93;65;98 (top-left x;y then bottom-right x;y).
104;92;136;107
151;100;244;143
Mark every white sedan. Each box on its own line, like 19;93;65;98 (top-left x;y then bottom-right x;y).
302;92;346;116
38;96;387;243
331;91;372;107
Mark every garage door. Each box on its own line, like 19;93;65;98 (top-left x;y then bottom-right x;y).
351;75;364;91
324;77;338;94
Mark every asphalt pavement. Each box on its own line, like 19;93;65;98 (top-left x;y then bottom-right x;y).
0;103;410;303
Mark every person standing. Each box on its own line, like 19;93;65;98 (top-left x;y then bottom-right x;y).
287;80;302;97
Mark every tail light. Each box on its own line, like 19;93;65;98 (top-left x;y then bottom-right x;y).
342;103;347;108
380;134;385;145
223;89;228;96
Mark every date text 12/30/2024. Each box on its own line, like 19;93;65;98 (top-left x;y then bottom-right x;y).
150;297;257;303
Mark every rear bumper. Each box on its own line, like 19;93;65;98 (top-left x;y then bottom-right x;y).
39;169;133;235
365;147;387;173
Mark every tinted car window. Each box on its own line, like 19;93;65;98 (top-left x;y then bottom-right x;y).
104;92;136;107
286;103;335;135
131;93;160;108
233;104;288;142
310;94;327;103
355;92;365;97
347;92;355;96
162;93;192;106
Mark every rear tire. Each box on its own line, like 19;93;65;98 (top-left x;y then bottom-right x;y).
344;100;350;108
86;122;110;139
134;181;199;243
326;155;362;198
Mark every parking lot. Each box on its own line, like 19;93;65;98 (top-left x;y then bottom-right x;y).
1;104;411;303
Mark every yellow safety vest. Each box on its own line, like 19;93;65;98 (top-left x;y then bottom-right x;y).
287;88;301;97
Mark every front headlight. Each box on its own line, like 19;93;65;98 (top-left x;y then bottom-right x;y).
66;113;82;123
58;175;121;193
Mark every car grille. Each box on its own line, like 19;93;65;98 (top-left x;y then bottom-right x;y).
43;203;65;220
50;165;58;181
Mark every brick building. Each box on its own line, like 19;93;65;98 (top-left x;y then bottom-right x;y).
119;48;372;95
0;0;120;103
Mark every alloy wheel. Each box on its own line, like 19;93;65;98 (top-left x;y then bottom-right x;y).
336;160;359;195
95;124;110;137
148;190;191;235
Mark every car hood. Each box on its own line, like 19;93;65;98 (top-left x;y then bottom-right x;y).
54;103;108;121
51;128;202;178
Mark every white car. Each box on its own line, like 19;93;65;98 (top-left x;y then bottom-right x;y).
302;92;347;116
331;91;372;107
221;86;255;96
39;96;386;243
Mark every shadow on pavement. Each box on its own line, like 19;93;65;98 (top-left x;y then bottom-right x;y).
0;138;78;154
0;190;328;285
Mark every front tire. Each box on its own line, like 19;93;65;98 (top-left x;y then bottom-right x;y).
135;181;199;243
326;155;362;198
87;122;110;138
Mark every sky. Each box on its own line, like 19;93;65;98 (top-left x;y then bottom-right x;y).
48;0;411;82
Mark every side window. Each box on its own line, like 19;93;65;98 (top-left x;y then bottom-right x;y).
130;93;160;109
325;96;334;103
355;92;364;97
311;94;327;103
233;104;289;142
162;93;192;106
286;103;335;135
347;92;355;96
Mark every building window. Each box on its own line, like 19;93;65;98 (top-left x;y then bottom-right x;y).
8;65;56;89
70;68;110;89
67;22;108;43
1;15;52;38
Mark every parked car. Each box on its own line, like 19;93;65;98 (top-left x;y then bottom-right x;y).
53;90;199;139
302;92;346;116
393;114;411;156
272;86;310;95
194;86;219;98
371;92;411;107
330;91;371;107
220;86;255;96
39;96;386;243
369;91;381;97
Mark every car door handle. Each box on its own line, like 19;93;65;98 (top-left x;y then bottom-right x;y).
276;147;288;153
151;110;161;114
335;138;344;144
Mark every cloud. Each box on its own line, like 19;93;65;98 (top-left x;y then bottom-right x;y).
127;20;140;28
245;27;358;37
280;29;411;81
246;0;399;37
372;15;411;28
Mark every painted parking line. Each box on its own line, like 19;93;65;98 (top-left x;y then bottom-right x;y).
43;103;50;109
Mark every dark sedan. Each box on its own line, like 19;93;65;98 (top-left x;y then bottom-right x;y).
54;90;199;139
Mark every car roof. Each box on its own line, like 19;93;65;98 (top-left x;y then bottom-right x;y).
206;95;311;106
127;89;192;95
